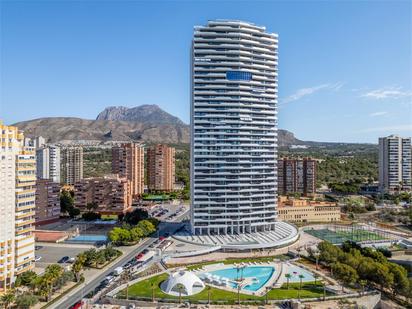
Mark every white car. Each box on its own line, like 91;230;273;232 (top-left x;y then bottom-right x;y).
35;256;42;262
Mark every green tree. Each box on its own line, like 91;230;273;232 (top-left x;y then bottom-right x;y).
84;248;99;267
15;293;38;309
388;263;409;296
0;291;15;309
332;262;359;292
60;189;74;213
72;253;86;281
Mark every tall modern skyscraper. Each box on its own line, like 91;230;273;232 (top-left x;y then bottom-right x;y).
191;20;279;236
0;122;35;291
379;135;412;193
112;143;145;197
147;144;176;192
36;146;61;183
61;147;83;185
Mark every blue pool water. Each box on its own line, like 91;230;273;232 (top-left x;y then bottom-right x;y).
208;266;275;292
283;265;315;282
67;234;107;243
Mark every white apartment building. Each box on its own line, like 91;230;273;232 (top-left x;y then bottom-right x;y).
190;20;279;235
0;122;35;291
379;135;412;193
36;146;61;183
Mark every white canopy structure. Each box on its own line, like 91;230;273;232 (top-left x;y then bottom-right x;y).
161;271;205;296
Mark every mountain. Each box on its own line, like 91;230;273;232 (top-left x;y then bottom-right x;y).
96;105;185;125
13;117;190;145
12;105;303;146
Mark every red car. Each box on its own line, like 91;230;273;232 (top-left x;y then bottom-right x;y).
136;253;144;260
70;301;84;309
159;236;166;241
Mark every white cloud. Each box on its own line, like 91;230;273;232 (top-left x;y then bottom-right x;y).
361;86;412;100
369;111;388;117
280;82;344;105
359;124;412;133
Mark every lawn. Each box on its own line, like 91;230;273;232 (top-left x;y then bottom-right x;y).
118;273;327;304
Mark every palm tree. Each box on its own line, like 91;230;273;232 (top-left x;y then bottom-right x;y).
1;291;15;309
285;273;291;289
237;285;241;305
265;286;271;304
323;281;326;301
298;274;305;299
314;273;320;285
176;284;184;304
151;283;155;302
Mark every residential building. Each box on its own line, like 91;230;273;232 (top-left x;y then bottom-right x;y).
0;122;35;291
35;179;60;225
36;146;60;183
277;196;341;223
112;143;144;197
147;144;175;192
379;135;412;193
278;158;316;195
190;20;279;235
74;175;132;215
61;147;83;185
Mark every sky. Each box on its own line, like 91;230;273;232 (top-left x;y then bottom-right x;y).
1;0;411;143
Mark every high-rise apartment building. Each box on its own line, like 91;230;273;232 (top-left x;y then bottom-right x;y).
74;175;132;215
379;135;412;193
36;146;61;183
147;144;175;192
0;122;35;291
190;20;279;235
61;147;83;185
278;158;316;196
112;143;144;197
35;179;61;225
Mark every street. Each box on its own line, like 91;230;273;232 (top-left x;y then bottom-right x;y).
51;209;189;309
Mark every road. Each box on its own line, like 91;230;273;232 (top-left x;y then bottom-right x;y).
52;210;189;309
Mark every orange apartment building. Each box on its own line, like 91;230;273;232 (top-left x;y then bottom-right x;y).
147;144;175;192
74;175;132;215
112;143;144;197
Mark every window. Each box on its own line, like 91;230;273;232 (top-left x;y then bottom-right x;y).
226;71;252;81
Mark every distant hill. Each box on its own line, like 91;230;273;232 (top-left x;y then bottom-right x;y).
13;104;303;146
96;104;185;125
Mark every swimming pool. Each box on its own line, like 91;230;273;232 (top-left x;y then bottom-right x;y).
208;266;275;292
67;234;108;244
283;264;315;282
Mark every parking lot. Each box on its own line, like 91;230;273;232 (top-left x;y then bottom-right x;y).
34;243;93;272
149;203;188;221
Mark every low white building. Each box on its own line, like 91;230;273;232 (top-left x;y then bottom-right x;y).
161;271;205;296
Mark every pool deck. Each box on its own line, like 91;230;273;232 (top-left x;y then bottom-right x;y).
190;262;282;296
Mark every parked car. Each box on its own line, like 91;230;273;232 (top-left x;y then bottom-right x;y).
35;256;42;262
113;266;124;276
35;245;43;250
58;256;70;263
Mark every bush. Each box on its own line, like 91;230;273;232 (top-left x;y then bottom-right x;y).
82;212;101;221
108;219;156;245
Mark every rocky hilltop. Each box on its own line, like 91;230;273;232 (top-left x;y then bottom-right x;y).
96;104;185;125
